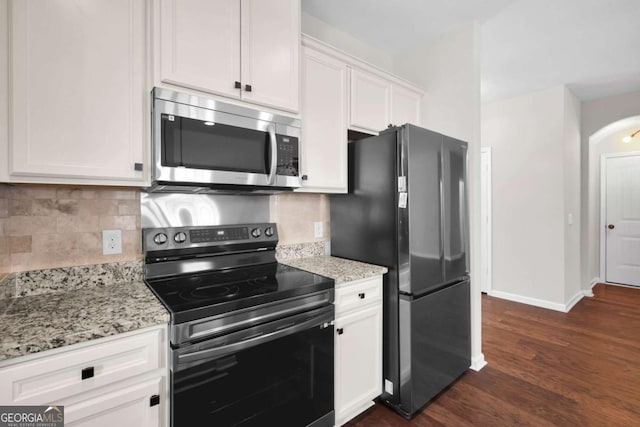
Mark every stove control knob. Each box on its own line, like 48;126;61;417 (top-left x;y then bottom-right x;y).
264;227;274;237
174;232;187;243
251;228;262;238
153;233;167;245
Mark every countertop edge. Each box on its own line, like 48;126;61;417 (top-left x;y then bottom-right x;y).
280;255;388;285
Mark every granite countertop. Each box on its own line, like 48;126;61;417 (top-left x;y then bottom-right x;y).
0;262;169;362
280;256;387;284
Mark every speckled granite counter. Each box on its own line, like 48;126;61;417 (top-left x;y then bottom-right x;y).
0;261;169;362
280;256;387;284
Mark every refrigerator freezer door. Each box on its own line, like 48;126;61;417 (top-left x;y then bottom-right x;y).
443;137;469;282
400;125;445;295
397;279;471;417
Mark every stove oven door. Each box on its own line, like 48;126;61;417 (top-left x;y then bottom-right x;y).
172;305;334;427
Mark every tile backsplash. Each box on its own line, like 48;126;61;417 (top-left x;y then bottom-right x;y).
0;183;141;274
270;193;330;245
0;183;330;275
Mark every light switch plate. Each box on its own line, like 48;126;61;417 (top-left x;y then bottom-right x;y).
314;221;323;238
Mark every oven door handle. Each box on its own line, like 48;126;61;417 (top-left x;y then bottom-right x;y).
267;123;277;185
175;308;333;370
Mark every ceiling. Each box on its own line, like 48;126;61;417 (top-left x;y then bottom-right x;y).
302;0;640;103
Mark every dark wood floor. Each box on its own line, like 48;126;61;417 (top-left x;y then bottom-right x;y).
346;284;640;426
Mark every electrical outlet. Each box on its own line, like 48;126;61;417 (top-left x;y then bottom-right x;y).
102;229;122;255
314;221;323;238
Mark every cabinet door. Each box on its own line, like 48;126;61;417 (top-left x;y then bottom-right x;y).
159;0;241;99
65;377;163;427
349;68;390;134
298;47;347;193
9;0;146;184
240;0;300;112
335;305;382;426
391;84;422;127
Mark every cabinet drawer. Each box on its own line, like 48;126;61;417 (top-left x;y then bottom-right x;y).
335;277;382;316
0;327;164;405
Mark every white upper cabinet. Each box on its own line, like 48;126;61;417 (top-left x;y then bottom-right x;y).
159;0;241;99
157;0;300;113
8;0;148;185
349;67;422;135
349;68;390;134
240;0;300;111
390;83;422;127
298;46;347;193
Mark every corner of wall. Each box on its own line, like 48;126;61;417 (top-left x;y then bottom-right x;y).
562;86;582;301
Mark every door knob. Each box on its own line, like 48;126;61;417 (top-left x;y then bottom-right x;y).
608;224;615;230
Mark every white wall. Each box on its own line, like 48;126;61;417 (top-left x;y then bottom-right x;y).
394;25;480;143
301;12;393;72
482;85;582;310
581;91;640;286
563;88;582;303
483;86;565;306
394;24;485;370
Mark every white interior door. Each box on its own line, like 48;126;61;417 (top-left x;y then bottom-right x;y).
480;148;492;293
605;154;640;286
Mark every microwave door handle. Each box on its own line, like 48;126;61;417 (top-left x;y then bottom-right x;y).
267;124;277;185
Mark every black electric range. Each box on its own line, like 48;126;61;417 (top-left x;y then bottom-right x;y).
143;223;336;427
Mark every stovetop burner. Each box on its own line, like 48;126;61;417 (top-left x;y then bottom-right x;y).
145;261;333;323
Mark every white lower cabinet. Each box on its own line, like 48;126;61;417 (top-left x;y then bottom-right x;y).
334;277;383;426
65;377;162;427
0;325;168;427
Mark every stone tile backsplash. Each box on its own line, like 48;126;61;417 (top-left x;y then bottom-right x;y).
270;193;330;245
0;183;330;275
0;183;141;273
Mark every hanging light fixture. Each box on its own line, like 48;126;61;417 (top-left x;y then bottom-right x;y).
622;129;640;143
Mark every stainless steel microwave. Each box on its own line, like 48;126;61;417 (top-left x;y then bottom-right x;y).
148;88;301;193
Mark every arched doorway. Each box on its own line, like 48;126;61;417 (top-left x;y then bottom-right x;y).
587;116;640;287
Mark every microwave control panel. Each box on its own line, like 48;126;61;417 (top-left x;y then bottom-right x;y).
276;135;299;176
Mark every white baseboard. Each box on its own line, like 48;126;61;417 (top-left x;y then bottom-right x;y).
487;289;590;313
470;353;487;372
564;291;585;312
584;277;601;297
488;290;567;312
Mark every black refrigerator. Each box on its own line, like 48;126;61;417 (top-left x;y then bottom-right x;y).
331;124;471;418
